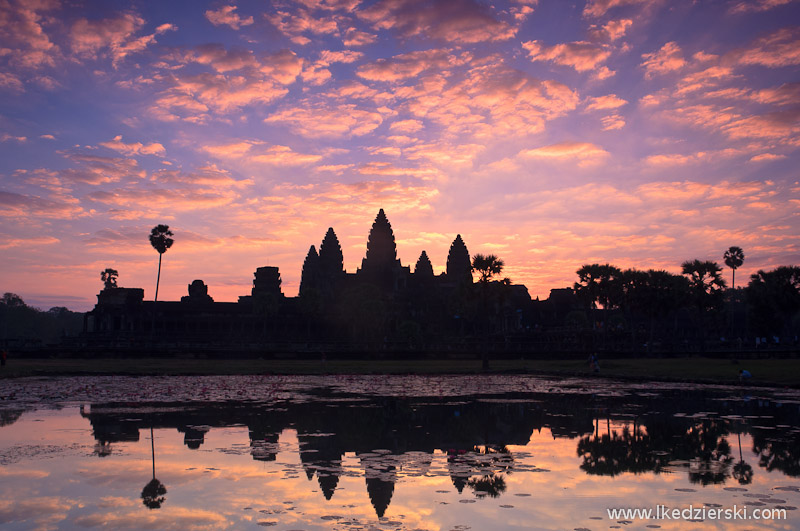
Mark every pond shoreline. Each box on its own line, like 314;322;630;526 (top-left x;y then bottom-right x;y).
2;357;800;389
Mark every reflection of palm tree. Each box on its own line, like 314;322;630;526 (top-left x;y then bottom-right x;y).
468;473;506;497
141;427;167;509
732;432;753;485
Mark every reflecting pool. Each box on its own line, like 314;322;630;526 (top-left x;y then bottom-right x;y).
1;374;799;530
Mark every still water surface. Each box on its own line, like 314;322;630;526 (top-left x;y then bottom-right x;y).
1;374;799;530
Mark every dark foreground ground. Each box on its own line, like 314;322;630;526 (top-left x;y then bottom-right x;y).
1;356;799;387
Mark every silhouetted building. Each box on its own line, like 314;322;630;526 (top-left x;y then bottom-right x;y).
83;209;535;353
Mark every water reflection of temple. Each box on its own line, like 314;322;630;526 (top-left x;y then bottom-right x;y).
75;389;800;517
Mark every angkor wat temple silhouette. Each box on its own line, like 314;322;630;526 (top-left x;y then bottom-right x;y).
84;209;575;353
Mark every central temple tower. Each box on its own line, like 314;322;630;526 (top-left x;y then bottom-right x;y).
360;208;401;290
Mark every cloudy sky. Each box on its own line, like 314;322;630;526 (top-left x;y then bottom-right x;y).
1;0;798;310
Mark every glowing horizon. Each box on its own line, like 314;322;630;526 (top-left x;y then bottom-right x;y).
1;0;798;311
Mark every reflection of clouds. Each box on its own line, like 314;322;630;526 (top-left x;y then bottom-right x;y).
73;506;228;530
0;497;72;529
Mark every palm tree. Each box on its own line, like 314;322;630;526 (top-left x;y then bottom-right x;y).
681;259;726;350
100;268;118;290
574;264;623;350
472;254;504;370
472;253;504;284
723;246;745;289
149;225;174;304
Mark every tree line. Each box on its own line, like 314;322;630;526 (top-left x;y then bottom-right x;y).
571;246;800;350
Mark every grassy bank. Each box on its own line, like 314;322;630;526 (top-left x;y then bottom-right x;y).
2;356;799;387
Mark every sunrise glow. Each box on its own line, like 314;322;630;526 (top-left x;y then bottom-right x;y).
1;0;798;310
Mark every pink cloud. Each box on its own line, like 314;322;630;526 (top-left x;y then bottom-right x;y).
753;82;800;105
205;5;254;30
357;49;458;81
640;41;685;78
674;65;737;95
600;114;626;130
404;142;485;167
60;152;145;185
723;109;800;140
301;62;332;85
201;142;324;166
266;7;340;44
87;186;240;211
70;13;174;67
389;119;424;133
99;135;165;156
0;191;84;219
392;64;580;140
588;18;633;42
358;0;516;43
583;0;653;17
249;146;323;165
730;0;794;13
523;40;612;73
519;142;610;166
264;103;384;137
0;133;27;142
585;94;628;111
737;27;800;67
343;27;377;46
319;50;364;64
0;72;25;92
749;153;787;162
152;71;290;120
154;165;252;187
0;0;60;69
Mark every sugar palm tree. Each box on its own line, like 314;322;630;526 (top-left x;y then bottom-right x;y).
723;246;745;289
681;259;726;350
472;254;504;370
149;225;174;303
100;268;118;290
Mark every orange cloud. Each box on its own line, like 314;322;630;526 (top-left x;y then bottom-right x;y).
640;41;685;78
523;40;612;73
70;13;175;67
266;6;340;45
99;135;165;156
205;5;254;29
519;142;610;165
722;109;800;140
583;0;652;17
753;82;800;105
0;72;25;92
357;49;459;82
343;27;378;46
585;94;628;111
588;18;633;41
600;114;625;130
389;119;424;133
749;153;787;162
737;27;800;67
359;0;516;43
0;0;60;69
730;0;794;14
152;72;288;120
61;153;145;185
394;64;580;140
264;104;384;137
0;191;85;219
